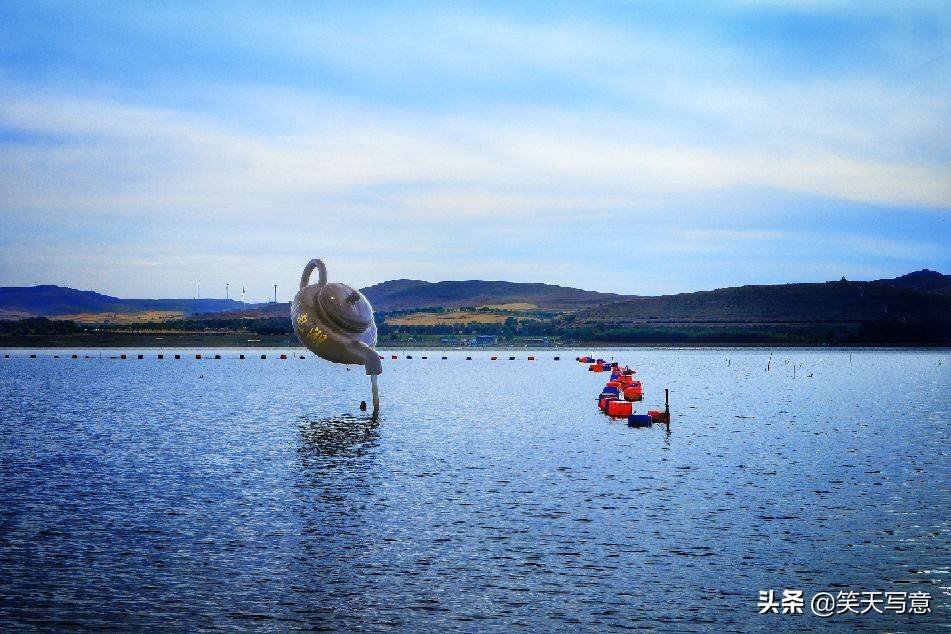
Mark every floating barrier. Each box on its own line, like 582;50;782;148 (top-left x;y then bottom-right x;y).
623;386;643;402
627;414;652;427
607;400;633;418
578;356;669;429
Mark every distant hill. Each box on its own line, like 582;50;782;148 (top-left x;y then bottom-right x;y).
0;285;247;318
195;278;623;320
572;278;951;327
3;270;947;328
361;279;626;311
875;269;951;295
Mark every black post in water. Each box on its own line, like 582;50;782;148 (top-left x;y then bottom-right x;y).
665;388;670;423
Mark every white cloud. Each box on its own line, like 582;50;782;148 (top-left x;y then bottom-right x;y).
2;85;948;229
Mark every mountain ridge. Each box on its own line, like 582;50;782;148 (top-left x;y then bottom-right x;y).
571;278;951;327
0;270;946;321
361;279;627;311
0;285;247;319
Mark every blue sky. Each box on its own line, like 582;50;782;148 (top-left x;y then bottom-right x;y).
1;1;949;299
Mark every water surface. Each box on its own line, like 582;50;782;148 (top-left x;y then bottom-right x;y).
0;348;948;631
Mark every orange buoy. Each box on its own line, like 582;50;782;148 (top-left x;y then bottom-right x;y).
623;386;643;401
606;400;633;418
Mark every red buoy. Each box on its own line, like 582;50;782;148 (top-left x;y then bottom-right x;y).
623;386;643;401
606;400;633;417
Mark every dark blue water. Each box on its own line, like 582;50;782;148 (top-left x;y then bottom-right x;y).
0;348;948;631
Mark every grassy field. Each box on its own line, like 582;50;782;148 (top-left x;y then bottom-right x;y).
386;311;512;326
53;310;185;324
477;303;538;310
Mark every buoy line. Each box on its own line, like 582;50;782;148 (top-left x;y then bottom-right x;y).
2;353;565;361
576;356;670;428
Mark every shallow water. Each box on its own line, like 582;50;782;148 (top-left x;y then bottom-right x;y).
0;348;948;631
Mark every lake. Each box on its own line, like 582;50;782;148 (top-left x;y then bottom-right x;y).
0;348;947;631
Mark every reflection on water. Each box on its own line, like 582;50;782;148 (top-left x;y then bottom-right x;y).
298;414;380;460
0;348;947;630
